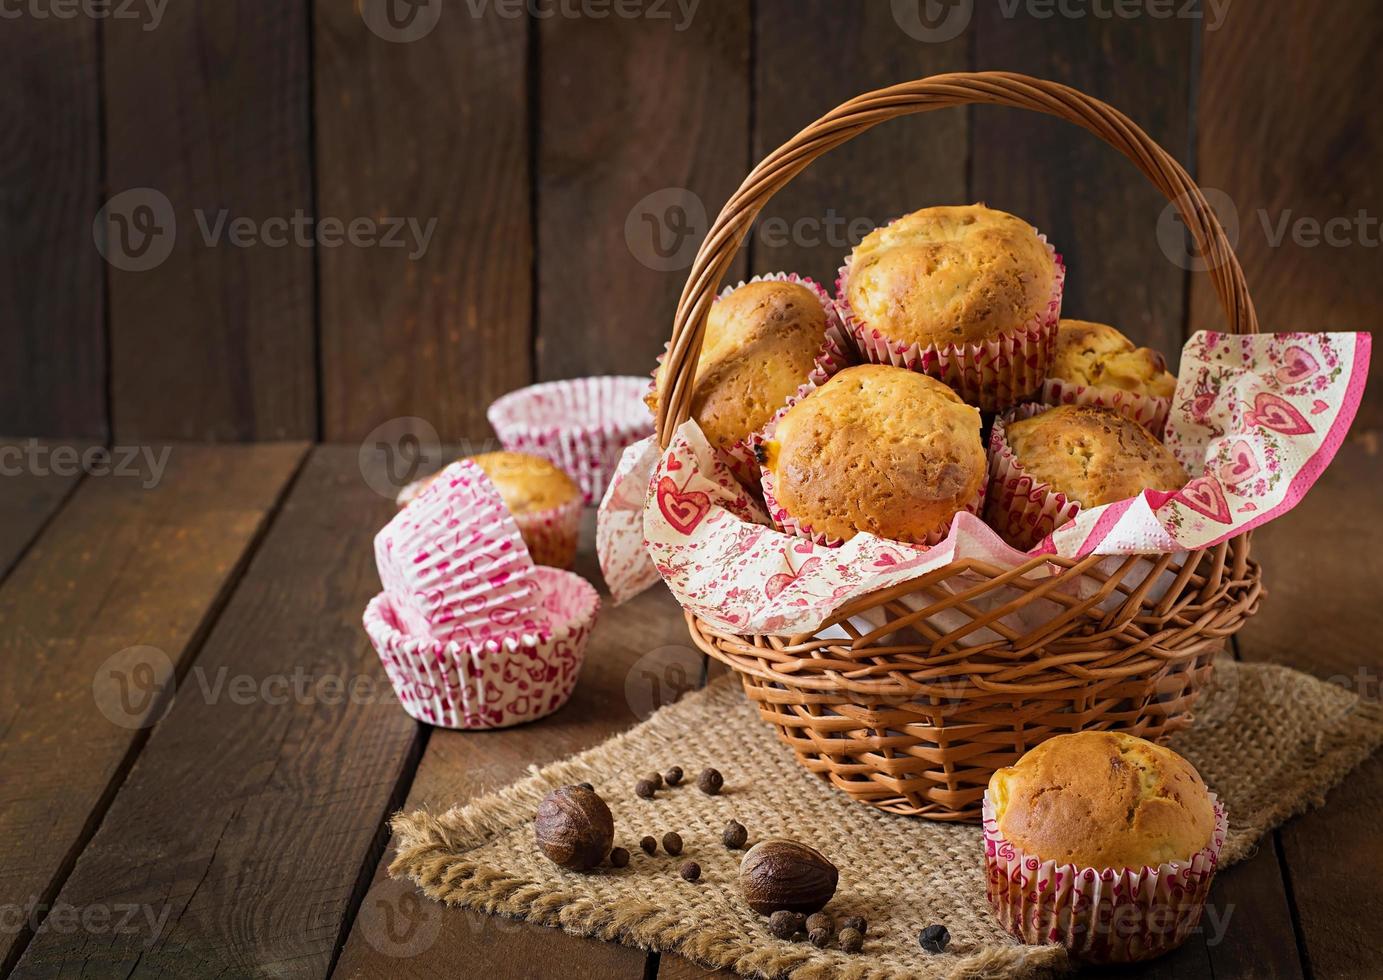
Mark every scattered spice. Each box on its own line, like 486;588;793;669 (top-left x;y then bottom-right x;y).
635;779;657;799
640;836;657;856
533;786;614;871
806;912;833;935
919;924;950;954
723;819;748;849
679;860;701;882
767;910;798;939
662;832;684;856
838;927;864;953
841;916;866;935
609;847;630;868
808;927;831;948
644;771;664;789
697;768;724;795
664;766;684;786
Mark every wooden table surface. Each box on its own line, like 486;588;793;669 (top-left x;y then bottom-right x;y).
1;434;1378;980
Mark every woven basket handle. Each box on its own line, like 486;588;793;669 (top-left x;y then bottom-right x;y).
655;71;1256;446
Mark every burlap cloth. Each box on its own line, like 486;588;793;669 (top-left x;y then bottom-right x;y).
391;656;1383;979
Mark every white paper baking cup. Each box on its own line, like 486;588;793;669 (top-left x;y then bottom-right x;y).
364;566;599;729
983;404;1084;553
983;792;1226;964
1039;377;1172;438
487;377;650;506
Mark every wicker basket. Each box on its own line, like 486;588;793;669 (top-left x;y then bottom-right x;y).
653;73;1264;822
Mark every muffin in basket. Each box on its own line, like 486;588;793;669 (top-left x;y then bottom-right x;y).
838;204;1064;410
984;731;1226;963
986;404;1188;551
1042;319;1177;433
399;451;582;569
757;364;986;545
647;275;847;484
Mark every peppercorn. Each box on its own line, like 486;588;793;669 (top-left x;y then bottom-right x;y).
664;766;684;786
919;924;950;953
640;835;657;855
662;832;683;856
840;916;866;935
644;771;663;789
697;768;724;795
767;910;798;939
609;847;630;868
838;927;863;953
635;778;657;799
808;927;830;948
806;912;833;935
679;860;701;882
723;819;748;849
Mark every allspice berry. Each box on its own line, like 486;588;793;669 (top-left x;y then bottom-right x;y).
738;839;839;914
609;847;630;868
640;835;657;856
767;910;798;939
839;927;864;953
806;912;833;934
576;782;594;791
662;832;684;856
808;927;830;948
841;916;867;935
679;860;701;882
664;766;684;786
723;819;748;849
919;924;950;954
697;768;724;795
534;785;614;871
635;778;657;799
644;771;664;789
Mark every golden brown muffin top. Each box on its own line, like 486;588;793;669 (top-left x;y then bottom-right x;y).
1049;319;1177;399
989;731;1217;870
1005;404;1187;508
470;451;580;514
844;204;1057;347
647;280;833;451
761;365;985;544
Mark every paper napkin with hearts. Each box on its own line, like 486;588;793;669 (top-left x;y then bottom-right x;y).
598;331;1370;634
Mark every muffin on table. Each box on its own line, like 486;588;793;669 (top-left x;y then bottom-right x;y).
1043;319;1177;433
646;275;846;484
984;731;1225;963
986;403;1188;551
757;364;986;546
838;204;1063;411
398;451;582;569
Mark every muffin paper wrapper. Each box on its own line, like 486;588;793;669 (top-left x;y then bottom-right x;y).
836;233;1065;411
1039;377;1172;437
595;331;1368;633
983;404;1084;553
374;460;542;646
511;496;583;569
488;376;651;505
364;566;600;729
646;272;853;488
982;793;1227;963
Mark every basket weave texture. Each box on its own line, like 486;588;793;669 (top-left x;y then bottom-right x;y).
653;72;1264;821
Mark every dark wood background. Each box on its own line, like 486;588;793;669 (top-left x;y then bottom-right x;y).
3;0;1379;443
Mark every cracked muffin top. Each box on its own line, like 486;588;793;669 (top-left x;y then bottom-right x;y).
1003;404;1187;509
759;364;985;544
843;204;1058;348
1049;319;1177;399
988;730;1217;870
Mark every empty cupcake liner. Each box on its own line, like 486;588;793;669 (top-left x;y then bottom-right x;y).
1039;377;1172;438
836;234;1065;411
983;793;1226;964
374;460;541;646
487;376;651;506
984;404;1084;553
363;566;600;729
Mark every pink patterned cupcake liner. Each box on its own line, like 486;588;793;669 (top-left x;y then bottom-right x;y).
983;793;1226;964
835;234;1065;411
374;460;541;646
488;376;651;506
1038;377;1172;438
984;404;1084;553
363;566;600;730
512;496;582;570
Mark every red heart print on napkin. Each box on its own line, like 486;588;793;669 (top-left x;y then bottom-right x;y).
1247;392;1314;435
1175;476;1233;524
1275;345;1320;384
656;475;711;535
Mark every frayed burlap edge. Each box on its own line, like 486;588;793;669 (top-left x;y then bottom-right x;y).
389;676;1383;980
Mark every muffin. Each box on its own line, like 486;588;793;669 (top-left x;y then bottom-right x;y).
985;404;1188;551
758;365;986;545
647;275;848;485
398;451;582;569
983;731;1225;963
1042;320;1177;433
838;204;1064;410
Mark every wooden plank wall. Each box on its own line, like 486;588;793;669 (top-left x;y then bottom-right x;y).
0;0;1378;439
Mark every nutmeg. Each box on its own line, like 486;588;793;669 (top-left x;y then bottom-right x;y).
534;785;614;871
738;838;838;915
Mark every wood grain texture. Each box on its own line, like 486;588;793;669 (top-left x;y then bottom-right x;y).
1232;433;1382;979
751;0;966;286
0;18;105;439
10;446;418;979
972;9;1195;363
536;4;749;381
316;2;531;443
0;441;88;582
333;513;692;979
0;443;305;975
1191;0;1383;427
105;1;315;441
